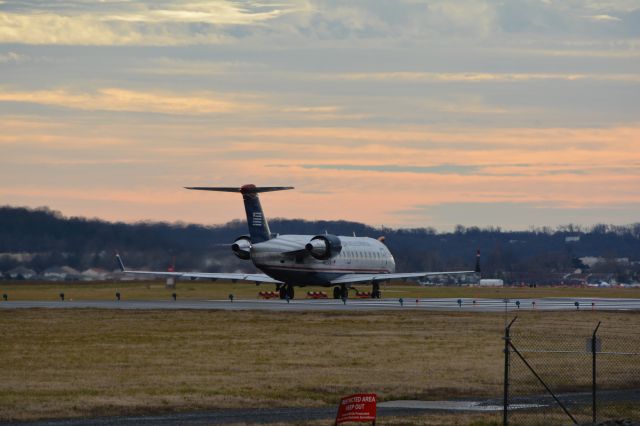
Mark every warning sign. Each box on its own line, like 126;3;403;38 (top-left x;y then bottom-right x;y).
335;393;377;424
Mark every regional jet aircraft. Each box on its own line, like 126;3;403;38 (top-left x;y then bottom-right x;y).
117;185;474;299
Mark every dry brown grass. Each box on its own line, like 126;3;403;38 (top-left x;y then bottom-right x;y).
1;308;639;422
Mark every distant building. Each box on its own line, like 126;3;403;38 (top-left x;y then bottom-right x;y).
43;266;81;281
6;266;37;280
479;279;504;287
81;268;111;281
580;256;604;268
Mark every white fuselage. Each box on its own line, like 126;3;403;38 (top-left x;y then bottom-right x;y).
250;235;395;286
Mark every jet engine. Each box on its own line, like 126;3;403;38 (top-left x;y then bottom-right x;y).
231;236;251;260
305;234;342;260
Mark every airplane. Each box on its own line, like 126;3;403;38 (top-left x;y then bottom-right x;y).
116;184;476;299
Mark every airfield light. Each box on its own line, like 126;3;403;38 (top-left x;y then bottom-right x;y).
575;301;580;310
2;294;6;301
592;302;595;310
532;301;536;309
457;299;462;308
116;292;121;301
516;300;520;309
228;294;234;302
59;292;64;301
399;298;404;307
172;293;177;301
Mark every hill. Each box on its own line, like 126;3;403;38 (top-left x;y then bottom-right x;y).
1;206;639;284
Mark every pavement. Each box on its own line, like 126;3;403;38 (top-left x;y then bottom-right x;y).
8;389;640;425
1;297;640;312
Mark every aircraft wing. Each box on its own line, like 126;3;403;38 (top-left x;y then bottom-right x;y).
115;254;283;285
329;271;475;285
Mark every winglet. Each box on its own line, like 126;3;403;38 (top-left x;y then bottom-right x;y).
115;253;126;272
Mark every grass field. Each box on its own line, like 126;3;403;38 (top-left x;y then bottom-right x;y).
1;280;639;301
2;305;640;423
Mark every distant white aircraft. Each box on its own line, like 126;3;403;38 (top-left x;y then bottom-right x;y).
117;185;475;299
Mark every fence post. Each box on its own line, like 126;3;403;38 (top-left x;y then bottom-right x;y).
592;321;601;423
503;316;517;426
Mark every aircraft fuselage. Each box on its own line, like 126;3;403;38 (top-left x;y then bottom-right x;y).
251;235;395;286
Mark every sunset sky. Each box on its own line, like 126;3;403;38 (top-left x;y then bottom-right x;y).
1;1;639;230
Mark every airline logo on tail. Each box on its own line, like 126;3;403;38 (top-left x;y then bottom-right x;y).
252;212;263;227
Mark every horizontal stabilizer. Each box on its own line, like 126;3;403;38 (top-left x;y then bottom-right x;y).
184;184;292;243
185;185;293;194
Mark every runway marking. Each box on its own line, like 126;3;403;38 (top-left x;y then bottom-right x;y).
379;400;546;411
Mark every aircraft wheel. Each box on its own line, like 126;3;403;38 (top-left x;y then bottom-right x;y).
372;283;381;299
287;285;295;300
341;285;349;299
333;286;341;299
279;288;286;299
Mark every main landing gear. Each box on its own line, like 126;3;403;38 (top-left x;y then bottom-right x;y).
371;282;381;299
332;285;348;299
279;284;295;300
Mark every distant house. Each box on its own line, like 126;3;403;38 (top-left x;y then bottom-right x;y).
580;256;604;268
43;266;81;281
81;268;111;281
6;266;37;280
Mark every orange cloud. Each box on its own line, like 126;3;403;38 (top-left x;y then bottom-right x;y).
0;88;261;115
331;71;640;83
1;118;639;228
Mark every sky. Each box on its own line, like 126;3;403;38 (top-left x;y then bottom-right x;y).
1;0;639;231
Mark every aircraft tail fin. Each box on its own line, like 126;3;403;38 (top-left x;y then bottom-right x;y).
185;184;293;243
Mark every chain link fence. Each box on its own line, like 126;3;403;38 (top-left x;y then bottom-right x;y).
504;317;640;425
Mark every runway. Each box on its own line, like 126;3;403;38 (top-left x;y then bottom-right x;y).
2;297;640;312
7;389;640;425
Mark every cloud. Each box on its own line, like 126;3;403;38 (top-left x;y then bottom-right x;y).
0;51;26;63
297;163;627;177
0;88;262;115
295;157;640;178
584;14;622;22
299;164;482;175
0;1;299;45
395;201;640;230
3;120;640;229
2;0;639;46
331;71;640;83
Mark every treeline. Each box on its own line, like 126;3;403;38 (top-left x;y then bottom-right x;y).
1;206;640;282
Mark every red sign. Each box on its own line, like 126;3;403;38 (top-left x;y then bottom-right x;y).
335;393;377;424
